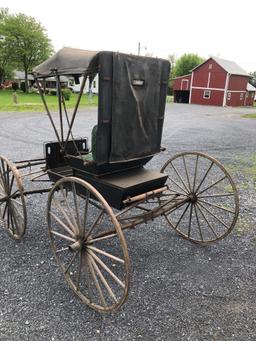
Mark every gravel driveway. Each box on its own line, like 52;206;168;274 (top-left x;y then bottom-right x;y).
0;103;256;341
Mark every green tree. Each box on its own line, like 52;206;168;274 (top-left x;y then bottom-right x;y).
0;8;14;84
172;53;204;78
249;71;256;87
168;54;176;95
0;10;53;92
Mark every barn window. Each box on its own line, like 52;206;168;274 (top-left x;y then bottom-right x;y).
209;64;212;69
203;90;211;99
227;92;231;100
240;93;244;100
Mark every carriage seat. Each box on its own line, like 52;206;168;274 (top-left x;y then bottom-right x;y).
82;125;97;163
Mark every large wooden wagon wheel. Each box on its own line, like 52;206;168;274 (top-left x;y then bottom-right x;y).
0;155;27;240
161;152;239;245
47;177;131;312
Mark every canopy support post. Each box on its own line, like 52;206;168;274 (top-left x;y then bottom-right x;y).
64;73;88;151
35;77;62;147
56;75;64;143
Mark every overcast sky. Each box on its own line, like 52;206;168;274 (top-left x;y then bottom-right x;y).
2;0;256;72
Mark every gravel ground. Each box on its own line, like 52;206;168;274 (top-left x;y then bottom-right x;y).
0;103;256;341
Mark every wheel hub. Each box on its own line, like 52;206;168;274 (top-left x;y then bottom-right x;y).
69;239;83;252
188;193;197;203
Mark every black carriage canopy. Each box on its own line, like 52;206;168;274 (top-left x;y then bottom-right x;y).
33;47;170;165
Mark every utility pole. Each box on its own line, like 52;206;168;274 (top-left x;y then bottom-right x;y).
138;42;140;56
138;42;147;56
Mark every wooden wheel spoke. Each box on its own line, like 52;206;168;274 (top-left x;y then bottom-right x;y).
83;189;90;235
88;249;125;289
8;175;14;194
182;155;192;192
59;185;80;233
197;176;227;196
7;206;11;231
86;254;107;307
192;154;199;192
187;203;193;238
167;176;188;195
52;198;77;235
195;161;214;193
87;232;118;244
10;200;23;219
195;203;218;238
198;193;234;198
9;202;20;233
86;245;124;264
51;230;76;242
170;162;190;193
0;160;7;186
197;201;230;230
198;199;235;214
0;167;7;193
194;204;203;241
1;202;8;219
76;251;82;291
87;253;118;303
50;211;76;238
9;208;15;234
56;247;69;253
84;209;105;240
173;203;190;230
6;165;10;190
71;182;82;229
64;251;78;274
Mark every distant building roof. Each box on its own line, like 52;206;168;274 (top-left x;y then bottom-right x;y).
14;71;34;81
247;83;256;91
192;57;249;76
13;71;69;83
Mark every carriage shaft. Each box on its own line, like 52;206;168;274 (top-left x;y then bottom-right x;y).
90;196;190;241
120;197;190;231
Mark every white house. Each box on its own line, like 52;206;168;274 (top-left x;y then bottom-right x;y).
70;74;99;94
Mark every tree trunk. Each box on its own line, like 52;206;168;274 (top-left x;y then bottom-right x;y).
0;68;4;85
25;68;29;93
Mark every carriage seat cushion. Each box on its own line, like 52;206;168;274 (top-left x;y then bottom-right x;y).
82;125;98;163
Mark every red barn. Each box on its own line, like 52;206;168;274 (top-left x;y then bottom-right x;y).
173;57;255;106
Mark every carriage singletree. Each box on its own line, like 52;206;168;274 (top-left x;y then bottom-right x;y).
0;48;239;312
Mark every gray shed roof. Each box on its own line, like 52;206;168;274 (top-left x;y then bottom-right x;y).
14;71;34;81
192;57;249;76
247;83;256;91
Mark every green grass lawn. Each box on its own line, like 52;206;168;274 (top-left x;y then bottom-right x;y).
242;113;256;119
0;90;98;112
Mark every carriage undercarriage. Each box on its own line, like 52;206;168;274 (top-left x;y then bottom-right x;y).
0;150;239;312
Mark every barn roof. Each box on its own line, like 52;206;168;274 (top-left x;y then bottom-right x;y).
192;57;249;76
247;83;256;91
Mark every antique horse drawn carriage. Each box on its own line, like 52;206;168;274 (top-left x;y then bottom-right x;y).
0;48;239;312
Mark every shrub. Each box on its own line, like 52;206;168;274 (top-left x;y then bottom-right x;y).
62;88;71;101
50;89;57;96
12;82;19;91
20;82;26;93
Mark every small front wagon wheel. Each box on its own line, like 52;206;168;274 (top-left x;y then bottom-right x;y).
0;155;27;239
47;177;131;313
161;152;239;245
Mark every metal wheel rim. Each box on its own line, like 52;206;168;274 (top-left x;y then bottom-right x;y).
161;151;239;245
0;155;27;240
47;176;131;312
